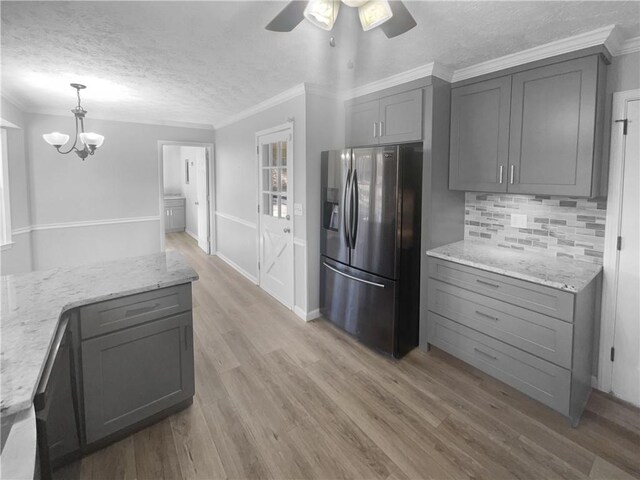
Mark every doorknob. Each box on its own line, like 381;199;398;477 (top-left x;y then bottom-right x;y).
195;202;199;205
283;227;291;233
286;214;290;220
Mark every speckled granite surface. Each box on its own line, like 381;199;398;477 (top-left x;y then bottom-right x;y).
0;251;198;418
427;240;601;293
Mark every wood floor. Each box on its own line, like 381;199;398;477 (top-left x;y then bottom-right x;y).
56;232;640;480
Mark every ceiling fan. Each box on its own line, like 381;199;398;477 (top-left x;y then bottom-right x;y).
265;0;417;38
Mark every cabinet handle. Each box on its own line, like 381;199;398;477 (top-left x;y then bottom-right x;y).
475;310;499;322
510;165;515;184
373;122;378;138
125;303;160;318
379;121;384;137
476;278;500;288
474;347;498;361
499;165;504;184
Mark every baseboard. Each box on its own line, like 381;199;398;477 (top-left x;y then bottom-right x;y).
215;252;258;284
185;229;198;241
294;306;321;322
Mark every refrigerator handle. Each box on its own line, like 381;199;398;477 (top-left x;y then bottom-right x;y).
351;169;358;247
343;168;352;248
323;262;385;288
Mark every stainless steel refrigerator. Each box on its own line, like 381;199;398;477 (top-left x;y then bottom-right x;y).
320;144;422;358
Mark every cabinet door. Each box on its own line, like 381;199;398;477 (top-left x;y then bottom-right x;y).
172;206;186;230
508;56;599;196
346;99;379;147
449;77;511;192
81;312;194;444
379;89;423;144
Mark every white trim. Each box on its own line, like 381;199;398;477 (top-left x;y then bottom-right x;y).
293;237;306;247
215;251;258;284
28;215;160;232
294;307;321;322
452;25;616;83
614;36;640;57
12;226;32;235
214;211;256;230
342;61;453;99
598;88;640;394
185;228;199;242
216;85;305;130
0;242;14;251
0;128;12;247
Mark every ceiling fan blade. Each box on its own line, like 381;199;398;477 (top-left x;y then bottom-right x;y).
380;0;417;38
265;1;307;32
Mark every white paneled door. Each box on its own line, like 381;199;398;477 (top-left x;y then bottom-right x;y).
611;98;640;406
196;149;209;253
257;125;293;308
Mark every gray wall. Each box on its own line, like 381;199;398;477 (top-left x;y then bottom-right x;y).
1;97;33;274
213;94;308;311
2;102;213;272
305;92;345;313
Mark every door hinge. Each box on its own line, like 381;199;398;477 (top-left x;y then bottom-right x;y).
257;145;259;155
610;347;615;362
617;236;622;251
257;204;260;213
615;118;628;135
258;261;260;270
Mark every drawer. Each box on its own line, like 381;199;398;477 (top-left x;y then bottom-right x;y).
428;258;574;322
164;198;185;207
427;312;571;415
428;279;573;368
80;284;192;339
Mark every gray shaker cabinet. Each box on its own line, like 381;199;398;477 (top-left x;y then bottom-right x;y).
346;89;423;147
81;311;194;444
449;54;605;197
164;197;186;233
508;56;603;196
449;76;511;192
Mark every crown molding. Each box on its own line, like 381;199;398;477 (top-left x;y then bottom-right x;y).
452;25;616;83
28;108;213;130
214;83;306;130
612;35;640;56
1;93;30;114
341;61;454;100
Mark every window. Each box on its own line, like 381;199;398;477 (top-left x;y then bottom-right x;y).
0;128;12;247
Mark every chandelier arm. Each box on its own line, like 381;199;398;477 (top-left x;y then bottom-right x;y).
56;116;81;155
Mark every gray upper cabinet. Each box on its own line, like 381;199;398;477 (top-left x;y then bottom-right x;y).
508;56;601;196
449;54;605;197
346;99;379;147
379;89;423;144
449;77;511;192
346;89;423;147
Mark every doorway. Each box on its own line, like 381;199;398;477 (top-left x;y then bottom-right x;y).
599;89;640;407
256;123;294;309
158;141;214;254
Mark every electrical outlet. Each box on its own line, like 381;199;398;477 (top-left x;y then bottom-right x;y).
511;213;528;228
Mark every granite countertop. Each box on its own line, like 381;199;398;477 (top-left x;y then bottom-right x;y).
0;251;198;418
427;240;602;293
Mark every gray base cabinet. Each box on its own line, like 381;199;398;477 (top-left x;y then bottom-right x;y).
423;257;600;426
449;54;606;197
82;312;194;444
164;197;186;233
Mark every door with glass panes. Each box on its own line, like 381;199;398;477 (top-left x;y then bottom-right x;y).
257;126;293;308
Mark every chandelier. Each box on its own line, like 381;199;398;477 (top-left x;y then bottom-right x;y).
42;83;105;160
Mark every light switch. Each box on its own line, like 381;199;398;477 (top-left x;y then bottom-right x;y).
294;203;303;216
511;213;528;228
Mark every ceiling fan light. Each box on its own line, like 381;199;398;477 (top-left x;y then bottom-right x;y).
304;0;340;31
358;0;393;31
43;132;70;147
79;132;105;148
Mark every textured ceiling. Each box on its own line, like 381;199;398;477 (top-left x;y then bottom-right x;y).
2;1;639;127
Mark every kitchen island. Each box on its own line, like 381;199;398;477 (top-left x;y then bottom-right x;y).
1;251;198;477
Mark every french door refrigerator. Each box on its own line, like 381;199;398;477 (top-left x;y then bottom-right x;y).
320;144;422;358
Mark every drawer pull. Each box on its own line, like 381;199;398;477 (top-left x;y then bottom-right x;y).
474;347;498;361
475;310;499;322
476;279;500;288
125;303;160;317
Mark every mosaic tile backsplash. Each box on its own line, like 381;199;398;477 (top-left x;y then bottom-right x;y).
465;193;607;264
